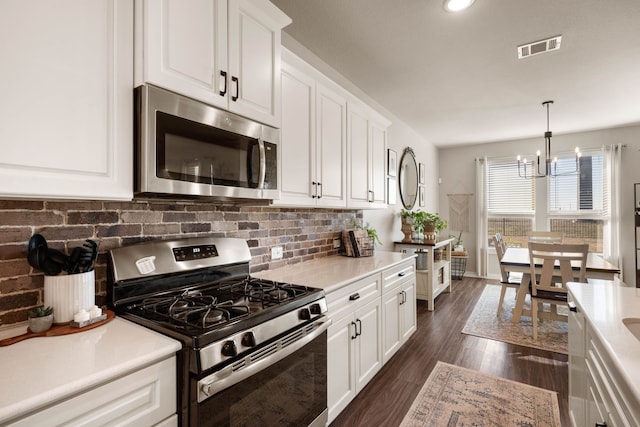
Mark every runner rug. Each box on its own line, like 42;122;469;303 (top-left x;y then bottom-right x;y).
461;284;568;354
399;361;561;427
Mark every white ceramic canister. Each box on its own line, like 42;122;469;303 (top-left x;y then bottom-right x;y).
44;270;95;324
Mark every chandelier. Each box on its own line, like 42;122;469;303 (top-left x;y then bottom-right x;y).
517;100;581;178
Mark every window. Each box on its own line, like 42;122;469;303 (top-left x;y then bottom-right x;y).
487;158;535;248
486;148;607;252
548;149;606;252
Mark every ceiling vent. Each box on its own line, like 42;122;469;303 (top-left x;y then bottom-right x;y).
517;35;562;59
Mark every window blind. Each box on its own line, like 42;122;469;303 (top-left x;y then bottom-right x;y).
487;159;535;214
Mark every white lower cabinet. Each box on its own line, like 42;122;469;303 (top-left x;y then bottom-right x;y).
7;357;177;426
327;273;382;423
327;258;417;423
381;261;417;363
568;290;640;427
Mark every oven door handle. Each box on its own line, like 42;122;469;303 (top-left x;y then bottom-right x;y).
198;316;331;402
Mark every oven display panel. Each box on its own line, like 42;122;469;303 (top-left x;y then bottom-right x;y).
173;244;218;261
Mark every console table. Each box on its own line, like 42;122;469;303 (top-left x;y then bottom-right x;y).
394;238;454;311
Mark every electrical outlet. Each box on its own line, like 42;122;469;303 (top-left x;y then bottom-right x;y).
271;246;283;260
333;239;341;249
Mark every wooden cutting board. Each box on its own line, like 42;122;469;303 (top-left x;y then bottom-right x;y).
0;310;115;347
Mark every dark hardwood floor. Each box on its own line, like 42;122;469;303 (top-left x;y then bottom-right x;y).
330;276;569;427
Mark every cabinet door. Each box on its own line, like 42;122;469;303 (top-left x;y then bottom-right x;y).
354;298;382;391
316;82;347;207
327;312;357;423
227;0;289;126
142;0;228;109
400;280;417;342
274;56;316;206
370;119;388;206
347;102;371;208
381;289;402;364
0;0;132;200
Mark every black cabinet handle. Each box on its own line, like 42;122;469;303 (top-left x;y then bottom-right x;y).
399;291;404;305
317;182;323;199
356;319;362;337
351;321;357;340
219;70;227;96
568;301;577;312
595;422;607;427
311;181;317;198
398;271;406;277
231;76;239;101
349;293;360;301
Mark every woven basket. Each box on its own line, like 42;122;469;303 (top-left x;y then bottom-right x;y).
342;229;374;257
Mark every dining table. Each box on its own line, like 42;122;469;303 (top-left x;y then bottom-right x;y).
500;247;621;323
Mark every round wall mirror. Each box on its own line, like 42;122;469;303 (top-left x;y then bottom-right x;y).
399;147;418;209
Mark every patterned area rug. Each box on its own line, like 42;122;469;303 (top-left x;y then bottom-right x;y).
461;284;568;354
400;361;561;427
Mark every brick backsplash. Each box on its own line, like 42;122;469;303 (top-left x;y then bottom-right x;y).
0;199;360;325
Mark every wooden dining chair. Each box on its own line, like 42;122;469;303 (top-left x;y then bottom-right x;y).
527;231;564;243
528;242;588;340
492;233;522;318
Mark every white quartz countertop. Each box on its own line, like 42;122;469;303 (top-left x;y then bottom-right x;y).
0;317;181;424
254;251;416;293
567;281;640;407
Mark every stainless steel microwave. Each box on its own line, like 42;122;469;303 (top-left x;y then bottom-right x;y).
135;85;279;200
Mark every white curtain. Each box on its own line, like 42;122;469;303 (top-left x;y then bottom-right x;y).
604;144;623;278
475;157;488;277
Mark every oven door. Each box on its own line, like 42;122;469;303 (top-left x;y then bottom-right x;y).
192;317;329;427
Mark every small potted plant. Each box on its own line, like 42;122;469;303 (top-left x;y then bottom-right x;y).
400;209;414;242
355;221;381;246
422;212;447;243
450;231;465;252
28;306;54;333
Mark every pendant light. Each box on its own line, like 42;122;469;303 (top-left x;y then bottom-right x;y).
517;100;581;179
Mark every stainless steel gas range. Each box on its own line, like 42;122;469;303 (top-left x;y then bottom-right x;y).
108;237;329;427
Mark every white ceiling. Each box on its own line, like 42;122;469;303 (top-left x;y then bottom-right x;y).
271;0;640;147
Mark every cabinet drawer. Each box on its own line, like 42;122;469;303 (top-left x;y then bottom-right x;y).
8;357;176;426
381;261;415;294
587;336;636;427
327;273;381;320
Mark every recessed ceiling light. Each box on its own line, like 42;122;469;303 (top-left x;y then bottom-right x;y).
444;0;475;12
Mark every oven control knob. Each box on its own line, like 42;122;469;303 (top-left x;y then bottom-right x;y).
221;340;237;357
299;307;312;321
310;303;322;315
241;332;256;347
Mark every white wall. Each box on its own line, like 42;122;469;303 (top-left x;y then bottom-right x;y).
281;33;439;252
438;124;640;283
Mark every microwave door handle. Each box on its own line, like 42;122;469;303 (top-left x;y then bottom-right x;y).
258;138;266;189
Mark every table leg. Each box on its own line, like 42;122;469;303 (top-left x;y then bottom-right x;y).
511;273;531;323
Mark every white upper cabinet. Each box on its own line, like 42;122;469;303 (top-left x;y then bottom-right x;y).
347;101;389;209
275;49;347;208
277;48;390;209
315;82;348;207
0;0;133;200
137;0;290;127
